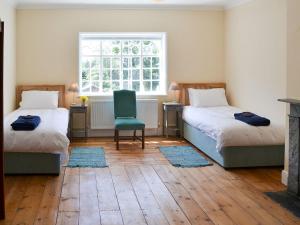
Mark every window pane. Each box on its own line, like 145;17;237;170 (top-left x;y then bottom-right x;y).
152;81;160;91
132;81;140;91
112;70;120;80
132;70;140;80
143;69;151;80
91;58;100;68
82;69;89;81
81;40;100;55
91;69;100;80
151;40;161;55
123;40;141;55
123;58;129;68
112;81;120;90
122;46;129;55
112;58;121;68
132;57;140;68
123;81;129;90
142;40;161;55
103;70;110;80
131;41;140;55
152;69;160;80
82;82;90;93
123;70;129;80
81;58;90;69
143;81;151;92
152;57;159;68
102;82;110;92
142;41;152;55
102;40;121;55
143;57;151;68
92;82;100;92
103;58;110;68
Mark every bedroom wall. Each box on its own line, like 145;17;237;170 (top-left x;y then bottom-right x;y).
16;9;224;90
0;0;16;114
225;0;286;126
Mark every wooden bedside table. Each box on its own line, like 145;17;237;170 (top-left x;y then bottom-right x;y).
162;102;184;138
69;105;88;138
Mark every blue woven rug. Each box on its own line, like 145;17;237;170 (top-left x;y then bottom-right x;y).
159;146;212;168
67;147;108;168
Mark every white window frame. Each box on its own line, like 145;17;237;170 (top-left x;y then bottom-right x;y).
78;32;167;96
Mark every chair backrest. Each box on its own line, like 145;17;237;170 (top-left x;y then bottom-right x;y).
113;90;137;118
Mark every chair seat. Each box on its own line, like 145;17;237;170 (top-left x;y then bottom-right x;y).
115;118;145;130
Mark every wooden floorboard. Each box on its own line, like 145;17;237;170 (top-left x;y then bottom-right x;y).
1;137;299;225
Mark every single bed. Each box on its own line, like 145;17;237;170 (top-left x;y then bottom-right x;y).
4;85;69;175
179;83;285;168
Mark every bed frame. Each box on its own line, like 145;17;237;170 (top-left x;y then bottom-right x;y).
179;83;284;168
4;85;67;175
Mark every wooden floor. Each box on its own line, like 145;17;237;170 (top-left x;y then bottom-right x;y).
1;137;299;225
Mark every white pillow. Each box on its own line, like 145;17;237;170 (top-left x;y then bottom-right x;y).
20;91;59;109
188;88;228;107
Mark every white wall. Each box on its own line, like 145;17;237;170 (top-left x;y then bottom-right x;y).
0;0;16;114
225;0;286;126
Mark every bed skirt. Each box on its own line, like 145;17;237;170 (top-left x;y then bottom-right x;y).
184;122;284;168
4;152;61;175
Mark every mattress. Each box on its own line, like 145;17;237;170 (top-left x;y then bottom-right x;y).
4;108;70;159
183;106;285;151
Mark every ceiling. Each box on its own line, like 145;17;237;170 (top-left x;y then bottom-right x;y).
14;0;251;9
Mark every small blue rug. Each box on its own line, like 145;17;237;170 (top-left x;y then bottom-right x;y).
67;147;108;168
159;146;212;168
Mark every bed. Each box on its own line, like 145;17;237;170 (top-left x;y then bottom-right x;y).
179;83;285;168
4;85;69;175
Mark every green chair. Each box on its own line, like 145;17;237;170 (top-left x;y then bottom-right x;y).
113;90;145;150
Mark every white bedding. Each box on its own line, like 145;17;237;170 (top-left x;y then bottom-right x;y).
4;108;70;159
183;106;285;151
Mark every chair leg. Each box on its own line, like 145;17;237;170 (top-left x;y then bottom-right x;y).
114;129;117;141
116;129;119;150
133;130;136;141
142;129;145;149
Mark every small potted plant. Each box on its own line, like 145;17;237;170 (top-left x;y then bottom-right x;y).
80;96;88;106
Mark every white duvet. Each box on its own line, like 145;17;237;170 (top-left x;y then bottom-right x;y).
4;108;70;158
183;106;285;151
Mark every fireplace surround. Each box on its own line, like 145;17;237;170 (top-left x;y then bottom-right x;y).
279;98;300;196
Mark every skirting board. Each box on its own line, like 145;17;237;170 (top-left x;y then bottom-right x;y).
282;170;288;186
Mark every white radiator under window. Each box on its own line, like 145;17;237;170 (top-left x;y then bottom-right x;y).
90;99;158;129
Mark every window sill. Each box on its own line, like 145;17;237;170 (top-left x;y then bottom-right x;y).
80;93;168;98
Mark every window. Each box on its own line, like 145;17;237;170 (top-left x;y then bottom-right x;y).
79;33;167;96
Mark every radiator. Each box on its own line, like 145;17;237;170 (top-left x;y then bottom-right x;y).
90;99;158;129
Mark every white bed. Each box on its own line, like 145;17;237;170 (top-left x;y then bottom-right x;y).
4;108;70;160
183;105;285;151
179;83;285;168
4;85;69;175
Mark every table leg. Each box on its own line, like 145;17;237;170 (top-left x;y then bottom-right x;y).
85;111;87;138
165;110;168;138
162;106;165;136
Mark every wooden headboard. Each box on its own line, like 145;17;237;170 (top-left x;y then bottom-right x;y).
178;83;226;105
16;85;66;108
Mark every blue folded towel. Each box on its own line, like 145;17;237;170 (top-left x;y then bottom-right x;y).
11;115;41;131
234;112;270;126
